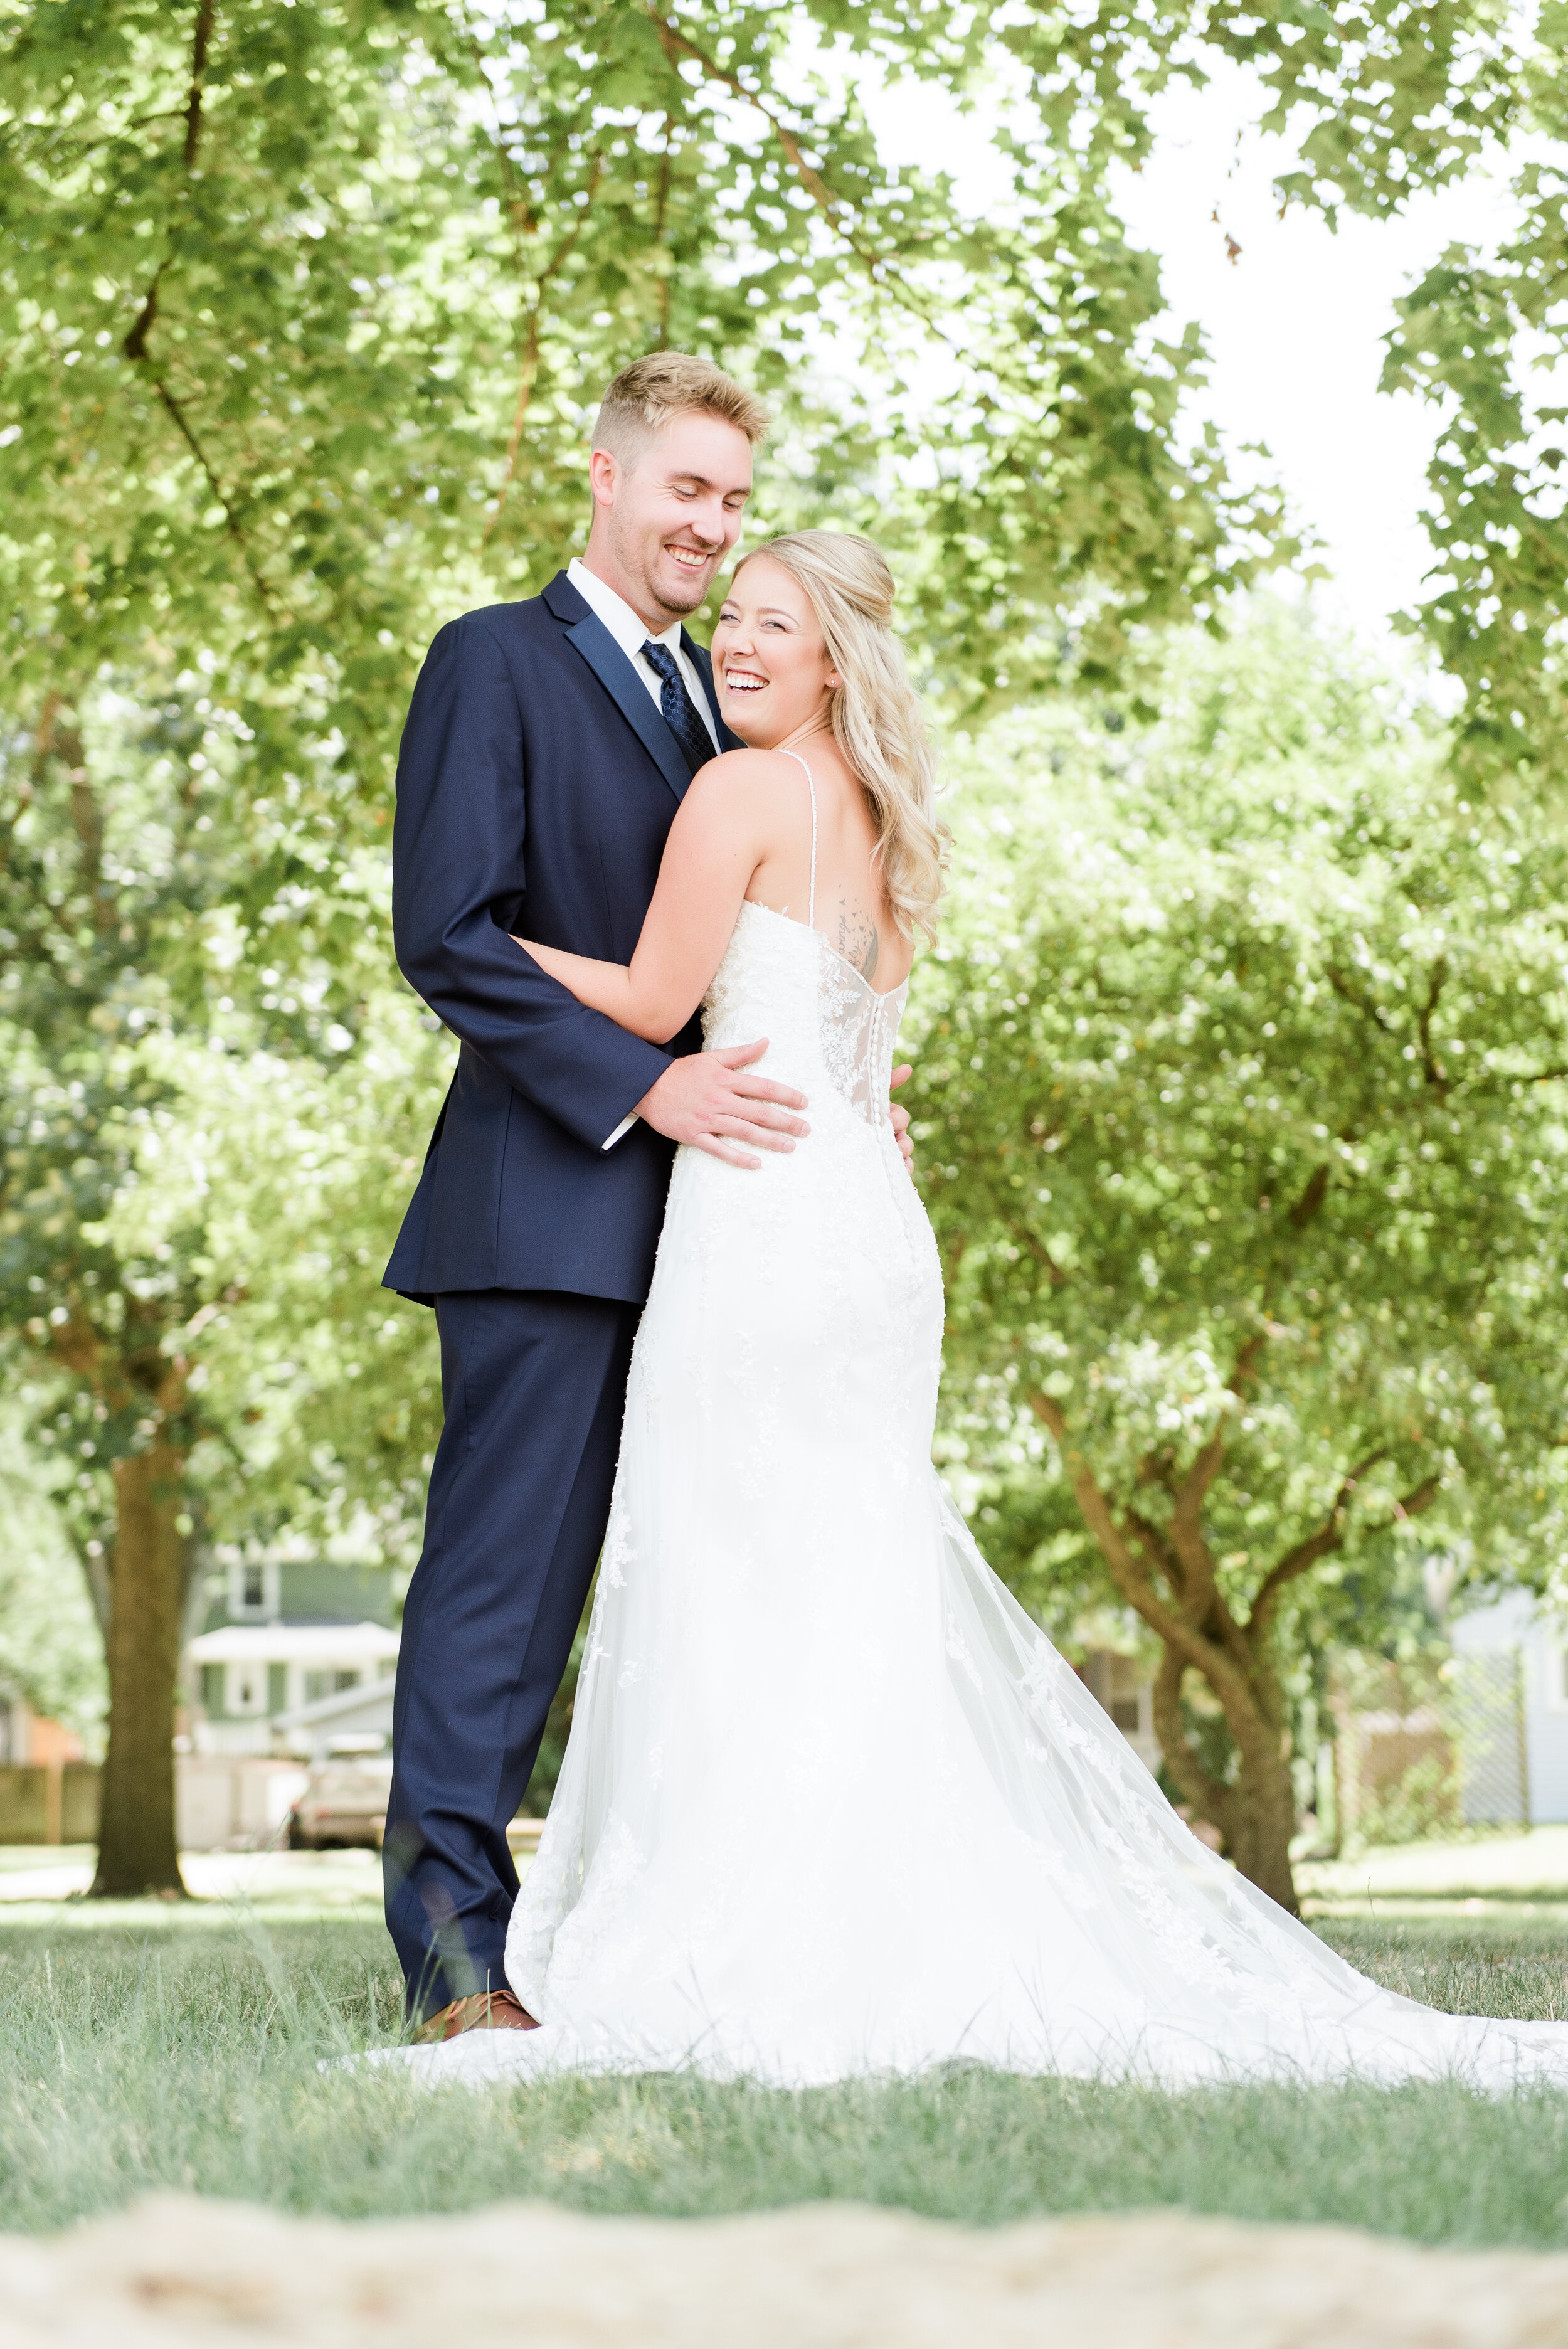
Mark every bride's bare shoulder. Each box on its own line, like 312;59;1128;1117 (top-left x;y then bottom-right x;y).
681;747;810;829
692;746;808;790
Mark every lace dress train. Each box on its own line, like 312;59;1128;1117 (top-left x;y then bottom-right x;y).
396;775;1568;2092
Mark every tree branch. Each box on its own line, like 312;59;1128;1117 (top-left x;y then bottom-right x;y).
146;378;281;618
1249;1448;1389;1626
1150;1646;1234;1831
0;699;118;963
1025;1388;1254;1708
1019;1229;1069;1285
117;5;280;620
484;151;605;543
645;4;958;349
46;1307;107;1391
123;0;212;366
1416;955;1449;1093
1120;1498;1185;1602
465;31;538;238
183;0;216;172
1173;1333;1262;1539
1325;966;1393;1031
654;112;675;344
1158;1331;1264;1668
54;719;115;938
0;694;53;872
122;261;166;364
1249;1450;1440;1633
1286;1162;1330;1229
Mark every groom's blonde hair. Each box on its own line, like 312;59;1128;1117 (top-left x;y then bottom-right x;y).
733;531;946;942
593;354;771;469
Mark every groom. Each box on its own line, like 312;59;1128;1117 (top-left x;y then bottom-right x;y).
381;354;827;2035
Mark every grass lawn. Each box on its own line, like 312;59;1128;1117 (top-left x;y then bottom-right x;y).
1299;1826;1568;1920
3;1890;1567;2247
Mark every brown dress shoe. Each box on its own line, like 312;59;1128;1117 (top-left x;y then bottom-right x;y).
416;1988;539;2044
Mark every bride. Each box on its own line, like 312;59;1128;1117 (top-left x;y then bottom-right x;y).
400;530;1568;2092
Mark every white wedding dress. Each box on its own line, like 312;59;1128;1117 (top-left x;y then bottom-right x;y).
401;761;1568;2094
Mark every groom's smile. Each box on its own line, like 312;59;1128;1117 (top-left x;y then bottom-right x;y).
662;537;720;598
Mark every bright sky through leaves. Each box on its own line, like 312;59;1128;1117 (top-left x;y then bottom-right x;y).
857;42;1547;654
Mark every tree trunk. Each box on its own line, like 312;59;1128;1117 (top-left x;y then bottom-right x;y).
1029;1385;1435;1921
1216;1736;1300;1914
1150;1646;1300;1912
90;1435;187;1897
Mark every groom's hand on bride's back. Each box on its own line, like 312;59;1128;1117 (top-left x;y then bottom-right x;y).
635;1041;809;1170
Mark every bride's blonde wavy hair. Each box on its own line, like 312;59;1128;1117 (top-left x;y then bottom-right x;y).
732;531;945;941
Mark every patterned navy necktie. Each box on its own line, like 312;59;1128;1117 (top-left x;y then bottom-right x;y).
641;639;715;779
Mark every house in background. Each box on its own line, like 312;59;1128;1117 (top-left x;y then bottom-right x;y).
1449;1589;1568;1825
2;1684;45;1769
0;1681;97;1843
186;1552;399;1759
0;1684;85;1771
1078;1650;1160;1775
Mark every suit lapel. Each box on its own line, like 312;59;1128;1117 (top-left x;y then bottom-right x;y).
542;571;694;803
562;611;694;803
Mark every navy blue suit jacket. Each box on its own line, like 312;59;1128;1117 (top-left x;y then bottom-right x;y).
383;571;737;1307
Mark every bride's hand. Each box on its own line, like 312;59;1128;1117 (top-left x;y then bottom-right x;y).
890;1063;914;1171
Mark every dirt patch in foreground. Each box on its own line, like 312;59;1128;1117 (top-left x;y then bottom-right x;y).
2;2194;1566;2348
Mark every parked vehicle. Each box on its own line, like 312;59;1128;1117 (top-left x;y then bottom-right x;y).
287;1746;391;1850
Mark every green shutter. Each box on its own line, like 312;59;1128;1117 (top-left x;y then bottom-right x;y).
268;1663;289;1715
201;1663;224;1716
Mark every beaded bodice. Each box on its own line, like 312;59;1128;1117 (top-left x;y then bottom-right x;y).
697;754;909;1133
701;901;908;1133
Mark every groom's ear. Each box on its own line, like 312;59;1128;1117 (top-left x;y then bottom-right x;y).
589;447;622;509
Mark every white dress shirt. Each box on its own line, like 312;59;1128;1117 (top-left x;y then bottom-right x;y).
566;559;719;1150
566;558;719;752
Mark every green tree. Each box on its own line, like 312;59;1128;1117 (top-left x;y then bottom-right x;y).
0;0;1302;785
0;1406;106;1744
915;603;1568;1912
4;0;1564;1893
1377;13;1568;796
0;673;445;1892
0;0;1259;1896
964;1;1568;777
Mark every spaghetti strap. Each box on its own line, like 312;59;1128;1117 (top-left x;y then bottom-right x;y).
778;750;817;930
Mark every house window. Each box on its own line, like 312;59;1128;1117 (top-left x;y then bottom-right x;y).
226;1663;270;1715
1549;1645;1568;1713
228;1559;278;1621
1106;1654;1143;1734
1078;1650;1148;1736
303;1668;361;1705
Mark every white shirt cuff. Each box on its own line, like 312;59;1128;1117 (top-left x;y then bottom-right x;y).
601;1113;638;1152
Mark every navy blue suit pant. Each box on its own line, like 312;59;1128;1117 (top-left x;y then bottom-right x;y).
383;1288;638;2018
